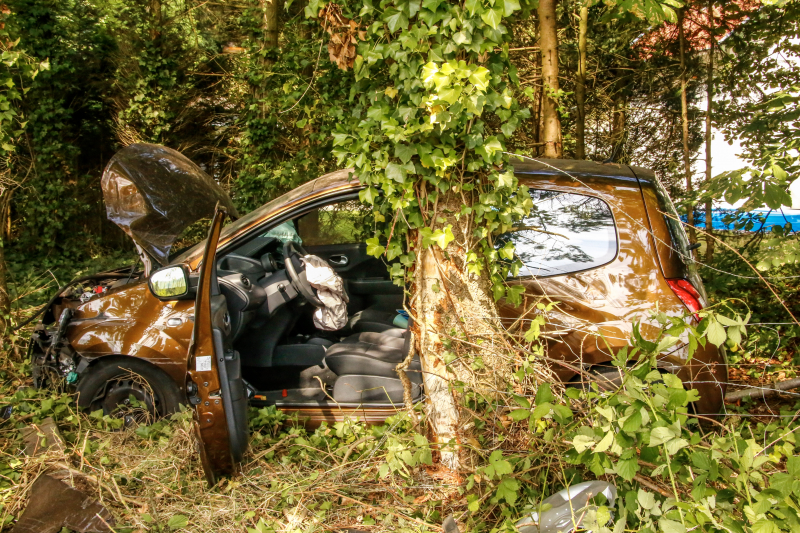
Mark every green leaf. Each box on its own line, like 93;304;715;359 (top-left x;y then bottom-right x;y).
501;0;520;16
622;409;642;433
616;457;639;481
532;402;552;420
751;520;780;533
706;319;726;347
495;477;520;504
535;383;554;405
480;8;502;29
508;409;530;421
594;430;615;453
658;518;686;533
649;427;675;447
365;237;385;257
497;171;514;188
386;162;406;183
384;9;409;33
572;434;595;453
168;515;189;530
395;144;416;164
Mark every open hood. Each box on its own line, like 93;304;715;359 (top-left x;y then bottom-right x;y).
101;143;238;267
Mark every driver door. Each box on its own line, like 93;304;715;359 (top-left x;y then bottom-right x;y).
187;207;249;485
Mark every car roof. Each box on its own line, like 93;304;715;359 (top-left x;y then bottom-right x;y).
304;159;646;191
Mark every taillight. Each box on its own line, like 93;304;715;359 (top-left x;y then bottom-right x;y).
666;279;703;320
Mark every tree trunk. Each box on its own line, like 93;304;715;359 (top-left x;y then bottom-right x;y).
0;189;12;337
410;190;514;471
704;0;715;263
263;0;280;50
149;0;162;42
575;6;588;160
538;0;562;158
678;8;696;246
610;94;626;162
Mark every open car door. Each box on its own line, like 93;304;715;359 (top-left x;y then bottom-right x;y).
187;206;249;485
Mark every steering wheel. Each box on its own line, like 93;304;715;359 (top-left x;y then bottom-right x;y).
283;241;325;308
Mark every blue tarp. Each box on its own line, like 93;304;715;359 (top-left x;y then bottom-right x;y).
681;209;800;232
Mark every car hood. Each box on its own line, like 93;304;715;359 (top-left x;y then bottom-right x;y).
101;143;238;266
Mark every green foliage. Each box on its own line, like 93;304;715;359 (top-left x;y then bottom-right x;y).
316;0;533;299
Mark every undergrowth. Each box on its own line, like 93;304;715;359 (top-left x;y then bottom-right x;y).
1;300;800;533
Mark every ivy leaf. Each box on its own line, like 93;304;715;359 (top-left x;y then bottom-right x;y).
501;0;521;16
464;0;481;15
359;186;378;205
480;8;502;29
384;9;409;33
395;144;416;163
365;237;385;257
497;171;515;188
386;162;406;183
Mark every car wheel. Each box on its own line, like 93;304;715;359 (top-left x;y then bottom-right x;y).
76;358;183;424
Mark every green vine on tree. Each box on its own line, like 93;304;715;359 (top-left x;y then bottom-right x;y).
314;0;533;303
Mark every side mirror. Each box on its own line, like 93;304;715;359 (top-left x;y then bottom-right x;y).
149;265;190;299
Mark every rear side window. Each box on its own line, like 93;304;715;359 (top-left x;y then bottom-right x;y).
497;190;618;278
649;176;705;295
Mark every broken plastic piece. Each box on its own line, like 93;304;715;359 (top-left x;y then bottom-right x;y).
516;480;617;533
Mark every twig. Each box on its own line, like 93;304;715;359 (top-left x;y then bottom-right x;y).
633;474;671;497
725;378;800;402
319;489;444;531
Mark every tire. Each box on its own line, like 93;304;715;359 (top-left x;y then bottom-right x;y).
76;358;183;423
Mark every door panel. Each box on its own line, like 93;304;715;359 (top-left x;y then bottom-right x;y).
187;207;249;485
303;243;389;279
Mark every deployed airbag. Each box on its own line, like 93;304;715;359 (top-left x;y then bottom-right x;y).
303;255;349;330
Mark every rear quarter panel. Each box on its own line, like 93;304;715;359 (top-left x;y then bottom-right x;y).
500;172;725;413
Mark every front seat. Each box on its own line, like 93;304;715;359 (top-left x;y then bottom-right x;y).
347;307;407;337
325;331;423;404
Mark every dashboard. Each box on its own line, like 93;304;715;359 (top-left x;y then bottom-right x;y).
215;240;300;340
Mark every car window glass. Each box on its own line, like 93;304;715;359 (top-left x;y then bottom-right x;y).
296;200;372;246
498;190;618;277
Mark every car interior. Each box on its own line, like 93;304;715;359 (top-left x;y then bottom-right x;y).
213;194;422;408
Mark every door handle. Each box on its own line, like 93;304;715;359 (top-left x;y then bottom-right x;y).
328;255;349;266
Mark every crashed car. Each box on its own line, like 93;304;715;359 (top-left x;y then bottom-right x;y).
28;143;726;482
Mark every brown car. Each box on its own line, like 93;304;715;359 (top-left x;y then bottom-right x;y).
28;144;726;482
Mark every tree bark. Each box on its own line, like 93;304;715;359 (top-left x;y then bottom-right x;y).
610;94;626;162
704;0;715;263
0;189;12;337
575;6;588;160
678;8;696;246
538;0;562;158
149;0;162;42
262;0;280;50
410;190;515;471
